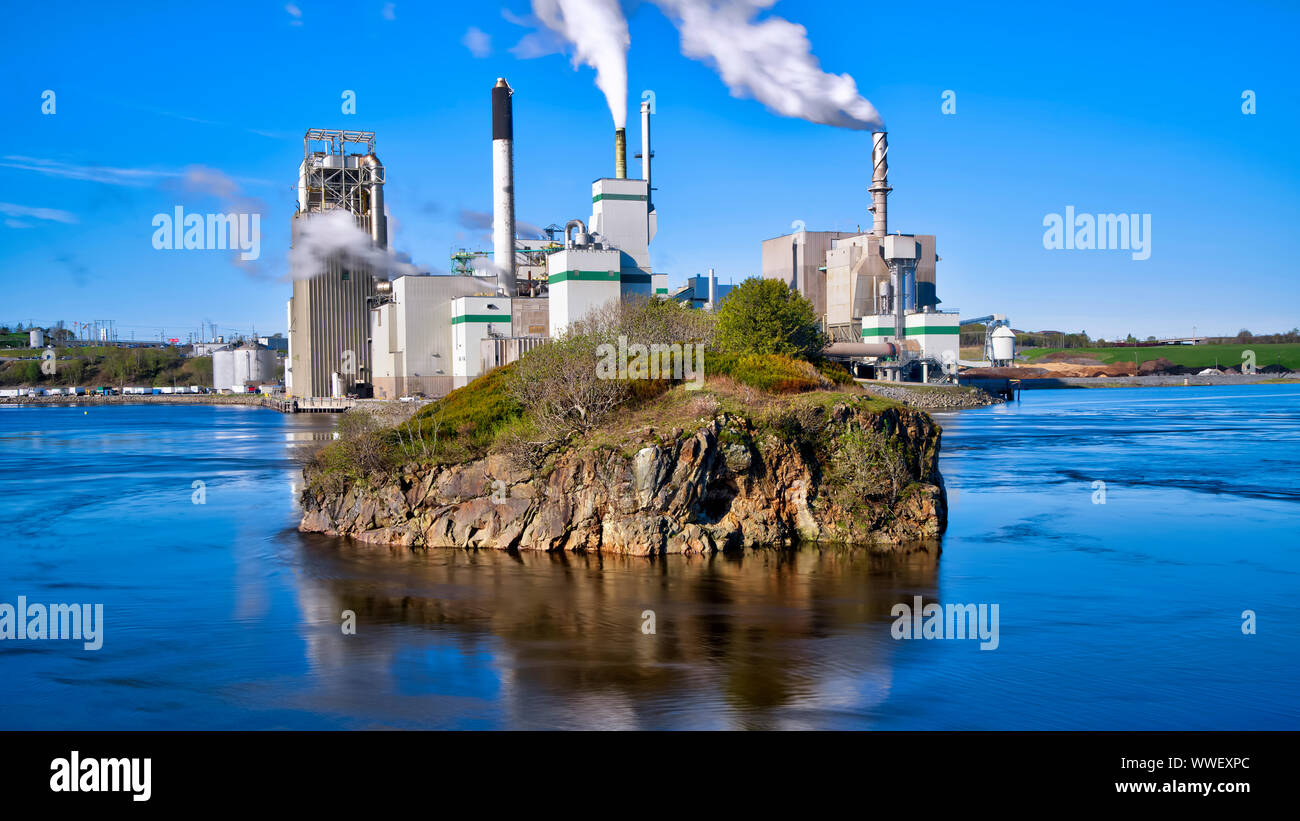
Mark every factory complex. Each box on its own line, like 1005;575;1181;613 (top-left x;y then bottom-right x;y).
285;80;1013;400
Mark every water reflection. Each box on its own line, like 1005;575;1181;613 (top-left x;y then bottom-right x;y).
287;538;938;729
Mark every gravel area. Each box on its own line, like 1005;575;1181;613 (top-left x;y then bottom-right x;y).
860;382;1004;410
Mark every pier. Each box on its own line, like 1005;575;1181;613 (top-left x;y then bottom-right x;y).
261;397;355;414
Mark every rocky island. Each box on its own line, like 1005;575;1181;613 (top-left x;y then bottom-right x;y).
301;383;946;554
299;285;949;554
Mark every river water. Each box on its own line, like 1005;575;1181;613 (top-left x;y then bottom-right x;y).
1;387;1297;729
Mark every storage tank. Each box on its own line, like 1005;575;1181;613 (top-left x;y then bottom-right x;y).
214;343;277;391
28;329;44;347
991;326;1016;364
212;348;235;392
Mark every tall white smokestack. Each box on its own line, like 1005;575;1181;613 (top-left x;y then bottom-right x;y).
869;131;890;237
492;78;517;295
708;267;716;310
639;99;652;196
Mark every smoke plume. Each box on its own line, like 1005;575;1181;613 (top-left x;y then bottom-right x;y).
652;0;883;130
289;209;421;280
531;0;630;127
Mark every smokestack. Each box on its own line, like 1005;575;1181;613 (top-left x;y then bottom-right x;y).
492;78;517;295
639;100;652;197
615;128;627;179
869;131;890;237
708;267;717;309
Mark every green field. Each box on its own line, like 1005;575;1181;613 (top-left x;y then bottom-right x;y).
1021;343;1300;370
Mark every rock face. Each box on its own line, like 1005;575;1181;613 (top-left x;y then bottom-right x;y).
299;402;946;555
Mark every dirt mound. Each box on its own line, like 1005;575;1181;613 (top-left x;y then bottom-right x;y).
1042;352;1103;364
1138;357;1174;375
1031;361;1138;378
1260;363;1293;374
961;367;1048;378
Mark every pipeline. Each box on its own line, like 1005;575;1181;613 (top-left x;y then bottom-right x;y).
823;342;898;358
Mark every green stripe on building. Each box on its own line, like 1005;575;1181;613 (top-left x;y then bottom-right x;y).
548;270;620;285
862;326;961;337
592;193;648;203
451;314;509;325
655;288;669;295
549;270;652;285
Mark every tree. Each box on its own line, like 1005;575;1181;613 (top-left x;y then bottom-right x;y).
713;277;827;360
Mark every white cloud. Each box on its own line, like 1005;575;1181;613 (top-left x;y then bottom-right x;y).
285;3;303;26
0;202;77;224
0;156;273;189
382;3;396;21
463;26;492;58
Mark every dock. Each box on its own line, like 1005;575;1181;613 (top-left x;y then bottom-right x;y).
261;397;356;414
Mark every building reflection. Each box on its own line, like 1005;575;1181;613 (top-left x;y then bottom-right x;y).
286;536;941;729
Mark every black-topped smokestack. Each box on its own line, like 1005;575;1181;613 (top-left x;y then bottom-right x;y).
492;78;516;295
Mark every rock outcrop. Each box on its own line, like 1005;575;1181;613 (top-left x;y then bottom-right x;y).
300;401;946;555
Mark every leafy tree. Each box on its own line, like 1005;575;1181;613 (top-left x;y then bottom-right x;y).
713;277;827;360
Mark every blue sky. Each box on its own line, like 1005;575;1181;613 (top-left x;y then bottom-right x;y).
1;0;1296;341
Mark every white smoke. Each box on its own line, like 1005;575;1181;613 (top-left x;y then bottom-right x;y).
288;209;421;280
531;0;630;128
652;0;883;130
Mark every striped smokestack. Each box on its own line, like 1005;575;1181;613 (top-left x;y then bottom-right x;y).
868;131;890;237
492;78;516;295
615;128;627;179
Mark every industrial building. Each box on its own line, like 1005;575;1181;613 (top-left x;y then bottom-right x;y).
284;81;667;400
279;77;1008;396
286;129;385;399
670;270;732;310
763;131;997;381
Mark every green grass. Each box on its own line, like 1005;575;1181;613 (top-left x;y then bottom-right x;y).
707;351;828;393
409;362;525;456
1021;343;1300;370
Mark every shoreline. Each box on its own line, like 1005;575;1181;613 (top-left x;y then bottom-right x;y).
0;394;281;409
1013;373;1300;389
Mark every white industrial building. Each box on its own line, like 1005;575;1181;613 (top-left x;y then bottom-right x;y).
369;274;495;399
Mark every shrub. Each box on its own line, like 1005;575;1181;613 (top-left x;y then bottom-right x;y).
507;331;630;437
707;351;829;394
713;277;827;360
826;426;913;505
813;358;854;385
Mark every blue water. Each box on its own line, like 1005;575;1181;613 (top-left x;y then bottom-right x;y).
0;387;1296;729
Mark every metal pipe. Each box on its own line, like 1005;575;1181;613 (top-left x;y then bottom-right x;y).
639;101;652;198
492;78;516;296
564;219;587;247
893;262;905;342
823;342;898;358
361;153;386;249
615;128;627;179
869;131;890;237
